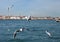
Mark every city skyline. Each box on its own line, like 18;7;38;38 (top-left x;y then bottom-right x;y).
0;0;60;17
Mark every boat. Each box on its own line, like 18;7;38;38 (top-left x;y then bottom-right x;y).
56;19;60;22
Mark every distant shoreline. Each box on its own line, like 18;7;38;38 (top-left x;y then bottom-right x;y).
0;16;60;20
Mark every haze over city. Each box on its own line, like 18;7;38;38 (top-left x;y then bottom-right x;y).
0;0;60;17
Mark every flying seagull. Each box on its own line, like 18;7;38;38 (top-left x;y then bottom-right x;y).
13;28;30;39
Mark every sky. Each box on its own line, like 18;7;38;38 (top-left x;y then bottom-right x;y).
0;0;60;17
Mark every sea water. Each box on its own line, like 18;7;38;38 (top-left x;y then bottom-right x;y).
0;19;60;42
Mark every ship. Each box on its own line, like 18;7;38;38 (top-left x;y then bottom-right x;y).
56;19;60;22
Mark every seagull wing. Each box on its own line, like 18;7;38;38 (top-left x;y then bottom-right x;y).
13;31;17;39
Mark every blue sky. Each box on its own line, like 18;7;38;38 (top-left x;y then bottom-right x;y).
0;0;60;17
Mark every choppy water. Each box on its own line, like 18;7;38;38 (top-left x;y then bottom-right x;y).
0;19;60;42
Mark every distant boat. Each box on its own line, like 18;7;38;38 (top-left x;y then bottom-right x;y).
56;19;60;22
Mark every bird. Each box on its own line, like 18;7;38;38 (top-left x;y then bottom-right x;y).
45;30;52;37
13;28;30;39
13;28;24;39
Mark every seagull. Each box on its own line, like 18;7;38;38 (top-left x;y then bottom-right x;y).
13;28;25;39
26;16;31;21
45;30;52;37
13;28;30;39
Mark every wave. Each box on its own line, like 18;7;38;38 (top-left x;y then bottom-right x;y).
49;36;60;39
